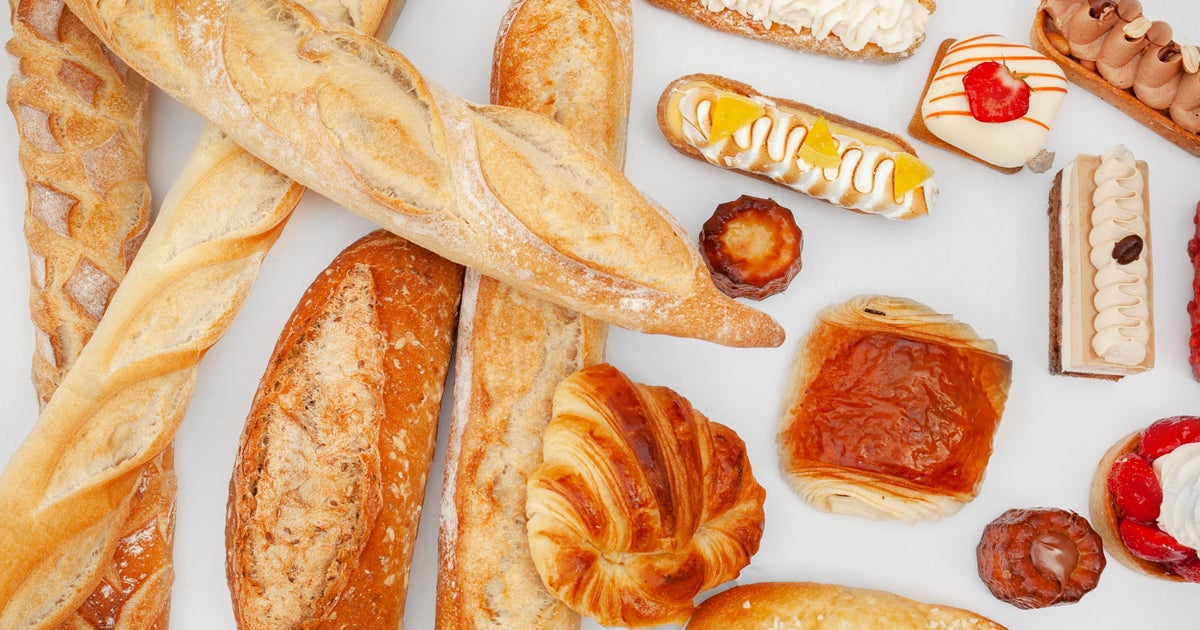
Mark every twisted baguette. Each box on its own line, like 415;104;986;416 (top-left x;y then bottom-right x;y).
7;2;177;628
0;0;402;625
436;2;630;627
60;0;783;348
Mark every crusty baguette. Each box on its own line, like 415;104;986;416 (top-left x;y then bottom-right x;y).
227;230;463;629
0;1;403;625
1032;3;1200;157
686;582;1006;629
658;73;936;220
644;0;935;62
436;1;629;627
7;0;151;409
60;0;782;348
7;3;178;628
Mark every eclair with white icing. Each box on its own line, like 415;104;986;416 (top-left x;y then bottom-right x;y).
1048;145;1154;380
644;0;936;62
657;73;936;220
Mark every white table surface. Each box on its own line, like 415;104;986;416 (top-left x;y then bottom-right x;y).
2;0;1199;628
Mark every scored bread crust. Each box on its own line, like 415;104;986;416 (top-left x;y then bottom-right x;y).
1031;6;1200;158
0;1;403;626
61;0;782;348
657;73;933;220
686;582;1006;629
7;0;151;409
436;1;629;628
644;0;935;62
1089;431;1186;582
227;231;464;629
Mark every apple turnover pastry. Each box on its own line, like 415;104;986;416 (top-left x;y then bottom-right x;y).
778;295;1012;523
525;363;765;627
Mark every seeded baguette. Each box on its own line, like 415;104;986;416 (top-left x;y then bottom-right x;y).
61;0;782;349
436;1;630;627
228;230;463;629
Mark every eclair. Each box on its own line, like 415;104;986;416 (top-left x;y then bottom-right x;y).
1048;145;1153;380
658;73;936;220
1034;0;1200;154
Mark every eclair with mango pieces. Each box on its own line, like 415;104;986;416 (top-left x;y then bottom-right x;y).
657;73;936;220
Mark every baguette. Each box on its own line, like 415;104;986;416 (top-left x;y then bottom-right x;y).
644;0;936;62
227;230;463;629
7;3;177;628
60;0;783;348
1048;146;1153;380
7;0;151;409
1033;1;1200;157
0;1;403;626
658;73;936;220
436;1;629;627
685;582;1006;629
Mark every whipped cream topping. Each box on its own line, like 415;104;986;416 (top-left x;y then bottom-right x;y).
1088;145;1150;366
1154;442;1200;552
675;86;935;218
699;0;930;53
920;34;1067;168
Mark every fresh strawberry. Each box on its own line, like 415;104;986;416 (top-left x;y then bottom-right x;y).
1138;416;1200;461
1169;556;1200;583
1108;453;1163;522
962;61;1031;123
1119;520;1195;564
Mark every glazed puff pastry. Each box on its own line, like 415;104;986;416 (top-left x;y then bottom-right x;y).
526;363;765;628
778;295;1012;524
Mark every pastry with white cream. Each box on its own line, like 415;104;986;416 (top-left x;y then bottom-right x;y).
658;73;937;220
911;33;1068;172
645;0;936;62
1049;145;1153;380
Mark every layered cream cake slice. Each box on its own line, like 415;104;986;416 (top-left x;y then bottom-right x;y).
912;33;1068;172
1050;145;1153;380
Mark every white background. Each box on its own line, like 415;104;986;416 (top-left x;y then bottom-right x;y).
2;0;1199;628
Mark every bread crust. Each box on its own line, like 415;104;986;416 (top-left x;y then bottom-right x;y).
436;2;629;627
0;1;401;625
61;0;782;348
1031;6;1200;157
658;73;933;220
686;582;1006;629
645;0;935;63
227;231;463;629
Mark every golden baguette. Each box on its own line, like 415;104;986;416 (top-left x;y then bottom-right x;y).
227;230;463;629
60;0;783;348
436;2;630;627
7;0;151;409
7;2;177;628
0;1;403;626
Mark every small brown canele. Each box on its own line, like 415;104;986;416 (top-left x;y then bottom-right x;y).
976;507;1106;608
700;195;803;300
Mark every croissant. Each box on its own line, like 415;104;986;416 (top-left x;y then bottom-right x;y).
525;363;765;628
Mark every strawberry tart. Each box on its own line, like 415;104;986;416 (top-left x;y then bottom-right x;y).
1092;416;1200;582
911;33;1068;172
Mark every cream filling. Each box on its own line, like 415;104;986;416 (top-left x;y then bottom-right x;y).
1155;442;1200;552
699;0;930;53
677;87;935;218
1088;145;1149;366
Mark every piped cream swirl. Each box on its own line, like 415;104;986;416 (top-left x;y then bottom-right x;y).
676;86;934;219
1088;145;1149;366
699;0;930;53
1154;442;1200;552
